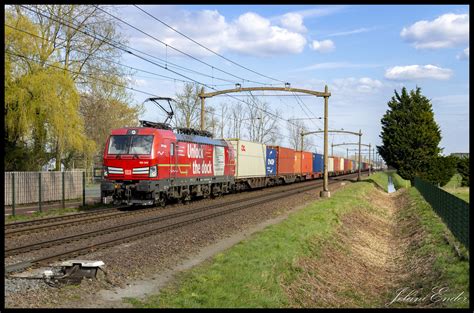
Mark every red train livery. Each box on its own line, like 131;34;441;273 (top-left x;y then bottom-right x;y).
101;127;235;205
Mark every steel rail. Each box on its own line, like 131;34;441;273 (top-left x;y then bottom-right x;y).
5;172;365;273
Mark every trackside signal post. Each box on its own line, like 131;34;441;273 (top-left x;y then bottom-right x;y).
199;85;331;197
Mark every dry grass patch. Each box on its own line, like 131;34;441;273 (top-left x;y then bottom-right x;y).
283;188;408;308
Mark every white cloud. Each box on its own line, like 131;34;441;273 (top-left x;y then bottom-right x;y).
227;12;307;56
294;62;381;71
292;6;347;18
279;13;307;33
400;13;469;49
332;77;384;94
128;8;307;57
457;47;469;60
384;65;453;81
326;27;376;38
310;39;335;53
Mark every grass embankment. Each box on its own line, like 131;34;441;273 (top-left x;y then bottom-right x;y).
392;187;469;308
367;171;389;191
126;181;381;308
126;173;468;308
389;171;411;190
442;173;469;203
363;170;410;192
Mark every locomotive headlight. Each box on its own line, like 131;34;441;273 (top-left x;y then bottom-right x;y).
104;167;108;177
149;165;157;178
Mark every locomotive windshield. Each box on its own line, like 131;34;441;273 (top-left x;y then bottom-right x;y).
108;135;153;155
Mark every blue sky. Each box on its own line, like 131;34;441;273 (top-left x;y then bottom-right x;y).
113;4;469;156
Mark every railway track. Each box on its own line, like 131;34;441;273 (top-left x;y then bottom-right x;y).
5;175;342;237
5;172;364;274
5;206;123;231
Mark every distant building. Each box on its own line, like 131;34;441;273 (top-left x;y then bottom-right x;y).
42;158;65;171
450;152;469;158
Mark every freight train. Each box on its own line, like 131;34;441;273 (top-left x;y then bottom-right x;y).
101;123;370;206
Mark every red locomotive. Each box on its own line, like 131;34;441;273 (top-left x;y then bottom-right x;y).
101;121;235;206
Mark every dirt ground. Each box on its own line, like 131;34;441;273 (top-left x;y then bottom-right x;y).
283;187;410;307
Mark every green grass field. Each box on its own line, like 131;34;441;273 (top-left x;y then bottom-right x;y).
442;174;469;203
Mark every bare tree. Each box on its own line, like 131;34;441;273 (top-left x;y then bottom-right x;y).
173;83;201;129
228;101;246;139
287;118;316;151
217;102;229;138
245;96;281;144
205;105;218;137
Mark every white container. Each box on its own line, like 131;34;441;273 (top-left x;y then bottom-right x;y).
227;139;266;178
328;157;334;173
339;157;345;172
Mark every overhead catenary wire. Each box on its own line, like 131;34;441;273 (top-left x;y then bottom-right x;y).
132;4;287;85
93;5;275;87
16;4;325;150
19;4;304;130
6;22;237;88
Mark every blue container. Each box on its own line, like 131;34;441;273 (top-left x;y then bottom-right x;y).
312;153;324;173
266;147;277;176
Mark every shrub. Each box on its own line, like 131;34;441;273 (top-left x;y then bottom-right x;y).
419;156;457;187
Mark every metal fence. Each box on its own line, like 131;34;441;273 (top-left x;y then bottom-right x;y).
414;177;469;249
5;171;86;215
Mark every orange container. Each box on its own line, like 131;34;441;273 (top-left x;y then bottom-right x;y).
294;151;302;174
301;151;313;175
268;146;295;175
333;156;340;173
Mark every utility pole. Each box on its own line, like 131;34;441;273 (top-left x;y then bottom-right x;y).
200;87;205;131
220;105;225;138
368;143;371;176
321;85;330;198
346;148;348;159
331;143;333;156
358;129;362;181
300;131;304;152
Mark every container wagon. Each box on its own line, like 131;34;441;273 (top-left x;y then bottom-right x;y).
332;157;340;175
294;151;313;180
312;153;323;178
268;146;296;184
328;157;335;176
344;158;351;174
339;157;345;174
227;139;267;190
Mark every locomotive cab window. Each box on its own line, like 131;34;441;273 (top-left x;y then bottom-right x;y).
108;135;154;155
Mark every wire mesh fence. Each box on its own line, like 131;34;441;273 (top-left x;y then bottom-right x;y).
414;177;469;249
4;171;88;216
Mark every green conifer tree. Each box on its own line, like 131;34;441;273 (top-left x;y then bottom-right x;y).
377;87;441;183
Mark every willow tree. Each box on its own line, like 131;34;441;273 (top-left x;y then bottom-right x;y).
5;8;95;171
6;5;138;171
